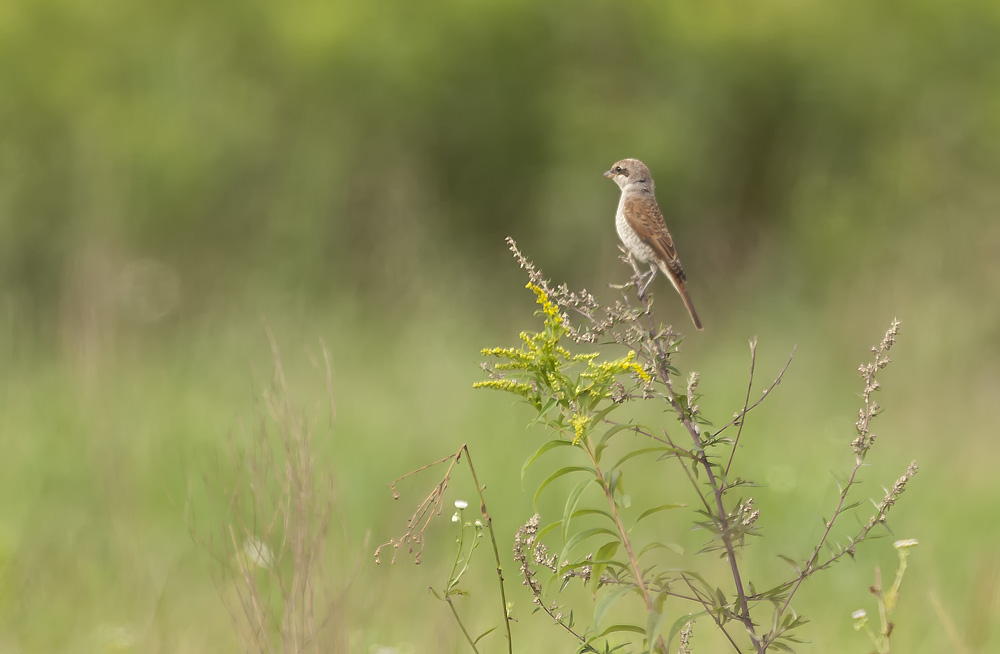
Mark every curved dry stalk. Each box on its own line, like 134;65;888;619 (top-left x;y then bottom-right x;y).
376;444;514;654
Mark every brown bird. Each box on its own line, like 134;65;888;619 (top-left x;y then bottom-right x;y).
604;158;703;330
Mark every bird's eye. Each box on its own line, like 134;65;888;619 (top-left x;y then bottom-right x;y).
615;166;623;173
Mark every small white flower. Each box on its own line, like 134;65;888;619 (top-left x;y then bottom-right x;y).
454;500;469;510
243;538;274;569
851;609;867;620
451;512;460;523
474;520;483;527
893;538;918;549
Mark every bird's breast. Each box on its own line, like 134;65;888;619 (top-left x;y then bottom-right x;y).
615;198;656;264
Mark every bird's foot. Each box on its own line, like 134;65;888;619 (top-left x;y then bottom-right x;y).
637;268;658;299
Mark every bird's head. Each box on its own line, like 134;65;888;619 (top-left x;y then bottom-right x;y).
603;158;653;191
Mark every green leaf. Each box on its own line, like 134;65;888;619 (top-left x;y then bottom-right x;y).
682;571;714;599
594;623;645;638
591;402;620;426
571;508;617;524
645;608;668;647
777;554;801;572
562;478;594;543
637;542;667;559
589;541;621;591
472;626;498;645
608;447;670;475
654;445;691;461
521;439;575;484
593;585;634;629
598;422;636;448
559;527;618;564
592;418;633;462
534;466;595;511
528;397;558;424
631;504;684;530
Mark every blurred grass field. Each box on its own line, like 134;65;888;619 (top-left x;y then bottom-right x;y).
2;0;999;651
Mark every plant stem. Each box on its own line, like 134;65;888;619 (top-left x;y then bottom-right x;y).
669;377;760;650
447;597;482;654
581;439;668;654
461;445;514;654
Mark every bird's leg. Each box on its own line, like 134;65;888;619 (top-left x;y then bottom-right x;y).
637;264;658;299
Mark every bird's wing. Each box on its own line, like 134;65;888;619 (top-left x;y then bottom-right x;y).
623;195;686;282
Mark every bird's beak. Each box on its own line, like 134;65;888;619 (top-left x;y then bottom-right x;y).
603;169;614;178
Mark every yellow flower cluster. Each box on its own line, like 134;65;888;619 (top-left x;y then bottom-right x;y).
566;348;599;363
581;350;652;386
526;282;563;330
480;345;532;370
480;346;525;359
569;413;589;445
475;281;654;420
631;362;653;384
590;350;637;376
472;379;534;398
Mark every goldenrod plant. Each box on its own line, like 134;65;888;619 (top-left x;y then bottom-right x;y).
381;238;917;654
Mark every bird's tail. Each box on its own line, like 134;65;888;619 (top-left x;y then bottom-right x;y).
658;262;704;331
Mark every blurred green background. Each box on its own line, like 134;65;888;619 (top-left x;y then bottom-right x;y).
1;0;999;651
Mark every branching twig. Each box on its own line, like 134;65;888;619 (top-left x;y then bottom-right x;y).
619;252;762;650
714;347;795;444
725;338;757;477
680;573;743;654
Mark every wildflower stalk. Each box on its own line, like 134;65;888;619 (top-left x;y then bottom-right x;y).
852;539;919;653
765;321;911;648
377;443;513;654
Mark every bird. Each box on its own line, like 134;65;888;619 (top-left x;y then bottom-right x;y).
604;158;703;330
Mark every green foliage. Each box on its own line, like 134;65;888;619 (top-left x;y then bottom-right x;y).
473;243;917;653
